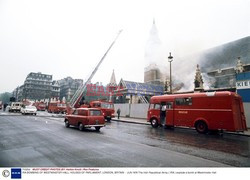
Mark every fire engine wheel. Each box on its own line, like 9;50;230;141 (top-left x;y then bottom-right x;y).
65;120;70;128
151;118;159;128
95;127;101;132
78;123;84;131
195;121;208;134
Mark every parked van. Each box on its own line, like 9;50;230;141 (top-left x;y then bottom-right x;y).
9;102;23;112
147;91;247;133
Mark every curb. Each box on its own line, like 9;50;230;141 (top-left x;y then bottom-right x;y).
111;118;150;126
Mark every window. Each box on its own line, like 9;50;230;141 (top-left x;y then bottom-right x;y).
101;103;114;109
149;104;154;109
78;110;88;116
93;103;101;107
73;110;78;115
90;110;101;116
175;97;192;106
166;102;173;109
154;104;161;109
149;103;161;109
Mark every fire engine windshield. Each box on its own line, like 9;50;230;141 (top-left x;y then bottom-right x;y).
90;110;102;116
58;104;66;107
101;103;114;109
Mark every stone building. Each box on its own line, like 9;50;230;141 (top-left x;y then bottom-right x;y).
51;80;60;99
144;20;166;86
194;64;204;91
57;77;83;102
207;57;250;89
18;72;58;100
114;79;164;104
107;70;117;102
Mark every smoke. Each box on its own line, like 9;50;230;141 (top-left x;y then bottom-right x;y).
144;20;250;91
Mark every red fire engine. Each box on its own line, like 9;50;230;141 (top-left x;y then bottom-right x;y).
48;102;67;114
88;100;115;121
147;91;247;133
33;102;46;111
65;30;122;125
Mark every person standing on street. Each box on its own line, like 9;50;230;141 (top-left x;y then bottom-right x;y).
117;108;121;119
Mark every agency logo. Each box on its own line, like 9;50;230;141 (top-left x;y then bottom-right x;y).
2;170;10;177
11;168;22;179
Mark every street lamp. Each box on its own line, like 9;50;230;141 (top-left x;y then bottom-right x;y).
168;52;173;94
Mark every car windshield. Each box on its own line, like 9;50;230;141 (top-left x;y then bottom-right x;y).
89;110;101;116
26;106;36;109
101;103;114;109
58;104;66;107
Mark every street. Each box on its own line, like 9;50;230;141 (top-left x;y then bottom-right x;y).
0;114;250;167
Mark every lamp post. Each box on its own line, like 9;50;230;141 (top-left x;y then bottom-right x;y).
168;52;173;94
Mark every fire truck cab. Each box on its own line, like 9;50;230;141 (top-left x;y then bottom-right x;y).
33;102;46;111
147;91;247;133
48;102;67;114
88;100;115;121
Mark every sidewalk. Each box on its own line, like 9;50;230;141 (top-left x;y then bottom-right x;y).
112;116;250;137
112;116;150;125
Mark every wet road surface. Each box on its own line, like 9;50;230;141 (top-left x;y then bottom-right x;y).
0;115;249;167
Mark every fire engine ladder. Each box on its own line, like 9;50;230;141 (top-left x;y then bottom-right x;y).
69;30;123;108
139;95;148;104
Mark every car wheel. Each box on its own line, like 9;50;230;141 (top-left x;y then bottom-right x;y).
151;118;159;128
95;127;101;132
65;120;70;128
34;113;37;116
78;123;84;131
195;121;208;134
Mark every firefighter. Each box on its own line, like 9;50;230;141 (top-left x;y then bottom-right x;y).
160;104;166;126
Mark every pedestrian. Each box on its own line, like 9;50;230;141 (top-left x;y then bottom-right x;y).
117;108;121;119
3;103;7;111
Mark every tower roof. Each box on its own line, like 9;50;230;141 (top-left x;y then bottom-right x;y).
108;69;117;86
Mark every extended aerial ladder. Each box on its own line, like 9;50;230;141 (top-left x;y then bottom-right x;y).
68;30;123;112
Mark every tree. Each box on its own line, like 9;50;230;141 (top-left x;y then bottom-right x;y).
0;92;12;103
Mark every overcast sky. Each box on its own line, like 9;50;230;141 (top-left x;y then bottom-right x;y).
0;0;249;93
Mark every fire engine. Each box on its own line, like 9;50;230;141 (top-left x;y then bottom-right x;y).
48;101;67;114
88;100;115;121
33;102;46;111
147;91;247;133
64;30;122;130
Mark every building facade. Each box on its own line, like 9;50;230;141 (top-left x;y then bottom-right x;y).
207;57;250;89
13;72;60;101
19;72;57;100
57;77;83;102
144;20;167;86
114;79;164;104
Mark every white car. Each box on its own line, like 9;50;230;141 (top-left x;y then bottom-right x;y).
21;106;37;115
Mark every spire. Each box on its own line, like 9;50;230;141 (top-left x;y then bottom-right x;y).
108;69;117;86
236;57;244;73
194;64;204;91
